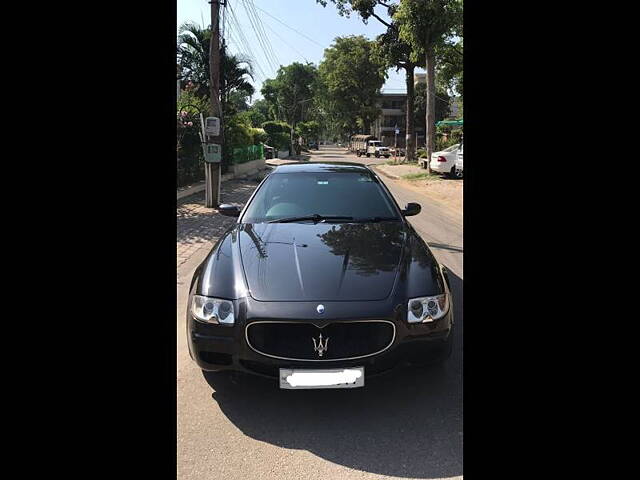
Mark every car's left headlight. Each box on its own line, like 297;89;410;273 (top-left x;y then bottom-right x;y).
191;295;235;325
407;294;449;323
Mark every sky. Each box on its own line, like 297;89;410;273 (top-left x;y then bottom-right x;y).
177;0;424;101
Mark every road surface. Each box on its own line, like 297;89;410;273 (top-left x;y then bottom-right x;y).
177;145;463;480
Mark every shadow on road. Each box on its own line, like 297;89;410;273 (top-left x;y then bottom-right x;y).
203;270;463;479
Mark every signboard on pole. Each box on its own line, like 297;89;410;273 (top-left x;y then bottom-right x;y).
204;143;222;163
205;117;220;136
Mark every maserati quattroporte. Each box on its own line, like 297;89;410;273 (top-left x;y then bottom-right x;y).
187;162;454;389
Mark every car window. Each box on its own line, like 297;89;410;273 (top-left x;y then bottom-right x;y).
444;144;459;152
242;172;399;223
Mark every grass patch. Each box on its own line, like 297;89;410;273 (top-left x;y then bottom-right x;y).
384;159;420;166
402;172;442;181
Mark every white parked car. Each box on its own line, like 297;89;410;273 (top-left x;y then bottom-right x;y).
454;141;463;178
428;143;461;178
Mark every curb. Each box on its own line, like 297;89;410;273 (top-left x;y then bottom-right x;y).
177;182;206;200
372;165;401;181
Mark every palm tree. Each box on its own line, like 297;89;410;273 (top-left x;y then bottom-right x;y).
221;53;255;115
177;22;255;114
177;22;211;99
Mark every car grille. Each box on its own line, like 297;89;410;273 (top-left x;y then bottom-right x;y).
245;320;395;361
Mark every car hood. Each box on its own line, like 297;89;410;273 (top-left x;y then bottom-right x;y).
237;222;406;301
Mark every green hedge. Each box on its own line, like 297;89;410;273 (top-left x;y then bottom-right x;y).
232;144;264;164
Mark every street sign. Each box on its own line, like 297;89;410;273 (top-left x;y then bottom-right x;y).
395;128;400;134
204;143;222;163
205;117;220;136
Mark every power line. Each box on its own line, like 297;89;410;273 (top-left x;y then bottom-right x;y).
241;0;281;70
227;2;269;80
252;3;325;48
262;19;309;63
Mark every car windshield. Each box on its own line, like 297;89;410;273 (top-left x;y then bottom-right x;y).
444;144;459;152
242;171;400;223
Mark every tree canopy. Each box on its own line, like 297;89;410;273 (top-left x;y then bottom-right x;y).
260;62;319;128
318;35;387;134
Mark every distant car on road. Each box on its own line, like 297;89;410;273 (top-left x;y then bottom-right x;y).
428;144;461;178
263;144;275;159
308;141;319;150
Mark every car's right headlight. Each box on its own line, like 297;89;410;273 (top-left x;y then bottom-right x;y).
191;295;235;325
407;294;449;323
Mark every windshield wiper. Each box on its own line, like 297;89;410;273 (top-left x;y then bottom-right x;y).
268;214;354;224
351;216;400;223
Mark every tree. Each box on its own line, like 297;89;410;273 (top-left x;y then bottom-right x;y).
373;26;422;163
318;35;387;136
177;22;212;99
296;121;321;144
221;52;255;117
178;22;256;112
260;62;319;153
414;82;450;141
437;37;463;97
245;99;273;128
316;1;428;163
395;0;462;172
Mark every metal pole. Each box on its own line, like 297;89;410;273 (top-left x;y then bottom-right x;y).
206;0;223;208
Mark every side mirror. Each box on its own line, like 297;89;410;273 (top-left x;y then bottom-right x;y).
218;204;242;217
401;202;421;217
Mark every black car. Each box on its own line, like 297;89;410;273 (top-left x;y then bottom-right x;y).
187;162;454;389
308;141;319;150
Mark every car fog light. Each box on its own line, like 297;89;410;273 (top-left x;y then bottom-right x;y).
191;296;235;325
407;294;449;323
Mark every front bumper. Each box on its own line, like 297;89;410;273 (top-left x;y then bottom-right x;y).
187;298;453;378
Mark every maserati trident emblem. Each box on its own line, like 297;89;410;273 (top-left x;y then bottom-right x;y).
312;333;329;357
316;304;325;314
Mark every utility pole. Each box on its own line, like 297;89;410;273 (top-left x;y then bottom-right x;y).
205;0;223;208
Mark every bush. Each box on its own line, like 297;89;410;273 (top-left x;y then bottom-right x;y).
250;128;268;145
260;121;291;151
270;132;291;151
177;91;208;188
262;120;291;136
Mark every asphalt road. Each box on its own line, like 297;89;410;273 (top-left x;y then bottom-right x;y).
177;146;463;480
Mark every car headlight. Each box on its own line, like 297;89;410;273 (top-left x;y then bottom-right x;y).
191;295;235;325
407;294;449;323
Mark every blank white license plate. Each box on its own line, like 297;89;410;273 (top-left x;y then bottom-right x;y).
279;367;365;389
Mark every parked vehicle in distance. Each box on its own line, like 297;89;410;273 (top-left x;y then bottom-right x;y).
308;141;319;150
455;141;463;178
365;140;391;158
187;162;454;389
428;143;461;178
349;134;375;156
263;144;275;160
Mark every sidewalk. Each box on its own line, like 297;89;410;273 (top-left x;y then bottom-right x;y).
177;178;259;268
177;165;270;200
374;163;463;215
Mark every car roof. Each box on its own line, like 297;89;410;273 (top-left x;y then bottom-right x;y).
272;162;373;174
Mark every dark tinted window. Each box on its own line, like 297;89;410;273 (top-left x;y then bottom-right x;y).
242;172;399;223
